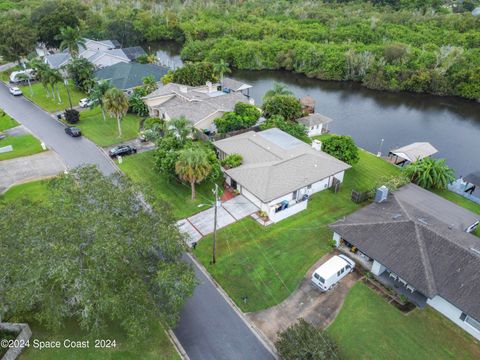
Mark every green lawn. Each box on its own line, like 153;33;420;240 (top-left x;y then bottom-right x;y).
0;65;20;82
194;149;401;312
19;321;180;360
0;134;44;161
20;81;86;113
328;282;480;360
0;180;50;203
77;108;142;147
0;110;19;131
119;150;221;219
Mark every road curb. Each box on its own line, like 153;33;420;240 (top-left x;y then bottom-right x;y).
186;252;279;359
166;329;190;360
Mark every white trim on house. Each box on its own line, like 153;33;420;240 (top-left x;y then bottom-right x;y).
427;296;480;340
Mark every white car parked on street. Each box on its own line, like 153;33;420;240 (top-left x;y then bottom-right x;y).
311;254;355;291
9;86;23;96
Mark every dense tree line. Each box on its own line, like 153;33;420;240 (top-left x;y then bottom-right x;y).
1;0;479;99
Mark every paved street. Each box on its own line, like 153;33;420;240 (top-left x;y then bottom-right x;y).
0;82;275;360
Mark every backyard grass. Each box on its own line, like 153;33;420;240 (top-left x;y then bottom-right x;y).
0;134;44;161
328;282;480;360
19;321;180;360
0;110;19;131
119;150;221;219
194;149;401;312
20;81;85;113
76;107;142;147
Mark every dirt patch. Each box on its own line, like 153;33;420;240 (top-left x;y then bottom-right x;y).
247;251;361;344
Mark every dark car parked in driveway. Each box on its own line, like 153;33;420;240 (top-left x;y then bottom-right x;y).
108;145;137;158
65;126;82;137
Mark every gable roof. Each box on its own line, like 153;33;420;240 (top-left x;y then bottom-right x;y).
214;128;351;202
330;183;480;320
121;46;147;61
94;63;168;90
296;113;333;127
390;142;438;162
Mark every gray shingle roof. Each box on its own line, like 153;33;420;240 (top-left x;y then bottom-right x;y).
390;142;438;162
221;77;252;92
330;183;480;320
214;128;351;202
296;113;333;127
464;171;480;187
94;63;168;90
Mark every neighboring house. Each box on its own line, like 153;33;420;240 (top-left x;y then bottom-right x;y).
300;95;315;114
213;128;351;223
329;183;480;340
94;62;169;91
220;77;252;97
44;38;146;69
143;79;253;132
296;113;333;137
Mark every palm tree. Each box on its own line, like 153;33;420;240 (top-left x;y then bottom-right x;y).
175;147;212;200
263;82;293;100
214;59;231;85
90;81;113;121
16;73;33;96
404;157;455;190
57;26;86;58
30;59;51;97
47;68;63;103
103;88;129;137
142;75;158;94
167;116;193;141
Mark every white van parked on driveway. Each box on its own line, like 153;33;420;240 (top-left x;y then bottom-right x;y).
311;254;355;291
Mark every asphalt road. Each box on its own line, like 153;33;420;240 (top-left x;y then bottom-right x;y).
0;83;275;360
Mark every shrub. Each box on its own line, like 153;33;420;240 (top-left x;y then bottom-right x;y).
275;319;340;360
64;109;80;124
144;117;163;130
128;91;149;117
172;62;216;86
221;153;243;169
262;94;302;122
321;135;359;165
234;102;261;122
403;157;455;190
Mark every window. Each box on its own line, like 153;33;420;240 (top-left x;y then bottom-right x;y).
292;190;298;200
337;270;341;276
465;315;480;332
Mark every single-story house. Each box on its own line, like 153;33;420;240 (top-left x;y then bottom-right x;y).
213;128;351;223
94;62;169;91
387;142;438;166
329;183;480;340
142;79;253;132
296;113;333;137
44;38;146;69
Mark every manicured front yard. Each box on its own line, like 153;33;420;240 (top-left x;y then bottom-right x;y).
0;110;18;131
119;150;221;219
0;180;50;203
328;282;480;360
76;108;142;147
194;149;401;312
20;81;85;113
0;134;44;161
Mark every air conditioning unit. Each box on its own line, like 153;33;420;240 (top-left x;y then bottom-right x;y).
374;186;389;203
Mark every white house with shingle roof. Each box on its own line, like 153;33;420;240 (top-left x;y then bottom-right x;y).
213;128;351;222
143;81;253;132
296;113;333;137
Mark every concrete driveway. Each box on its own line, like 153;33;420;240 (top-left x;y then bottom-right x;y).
0;151;66;192
247;252;360;344
181;195;259;245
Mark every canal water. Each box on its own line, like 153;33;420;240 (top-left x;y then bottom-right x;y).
152;42;480;176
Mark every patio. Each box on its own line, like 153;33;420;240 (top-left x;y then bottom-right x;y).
377;271;428;308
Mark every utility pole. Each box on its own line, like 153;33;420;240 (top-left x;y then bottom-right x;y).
212;183;219;265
